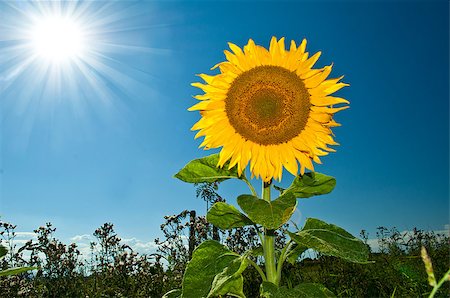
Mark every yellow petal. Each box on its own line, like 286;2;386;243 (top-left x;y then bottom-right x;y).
324;120;342;127
311;106;349;114
269;36;281;65
289;40;297;52
191;82;226;93
281;143;298;176
313;155;322;164
298;39;307;55
300;68;323;80
269;36;278;55
228;42;244;56
218;145;234;167
278;37;286;55
304;65;333;89
298;51;321;73
310;96;350;106
295;150;314;171
310;112;332;123
188;100;210;111
238;141;251;174
197;73;216;84
324;82;349;94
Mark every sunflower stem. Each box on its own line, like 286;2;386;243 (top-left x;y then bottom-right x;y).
262;180;278;285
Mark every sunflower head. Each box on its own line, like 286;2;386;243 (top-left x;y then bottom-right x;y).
190;37;349;182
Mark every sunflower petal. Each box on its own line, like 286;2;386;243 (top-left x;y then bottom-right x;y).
298;51;321;73
310;96;350;106
304;64;333;89
228;42;243;56
311;106;350;114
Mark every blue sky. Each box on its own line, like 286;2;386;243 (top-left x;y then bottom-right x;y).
1;0;448;250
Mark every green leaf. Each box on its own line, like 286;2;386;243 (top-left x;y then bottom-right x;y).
260;282;335;298
208;256;248;298
286;244;308;265
0;266;36;277
260;281;278;298
182;240;239;298
237;193;297;230
175;154;240;183
207;202;253;230
249;245;264;257
279;283;335;297
283;172;336;199
162;289;182;298
288;218;369;263
0;245;7;259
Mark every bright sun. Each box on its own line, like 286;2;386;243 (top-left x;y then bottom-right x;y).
31;16;85;63
1;0;155;123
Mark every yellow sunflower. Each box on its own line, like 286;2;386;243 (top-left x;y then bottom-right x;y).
189;37;349;182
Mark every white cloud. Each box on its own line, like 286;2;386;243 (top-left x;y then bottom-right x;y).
68;234;159;260
365;225;449;252
2;231;159;264
1;231;37;247
433;224;449;237
70;234;92;242
14;232;38;239
366;238;380;252
121;238;158;255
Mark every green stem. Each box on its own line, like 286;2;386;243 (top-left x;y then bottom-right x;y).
429;268;450;298
276;240;293;285
262;180;277;285
242;175;257;197
246;257;267;282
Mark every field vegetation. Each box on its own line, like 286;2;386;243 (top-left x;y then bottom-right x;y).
1;184;448;297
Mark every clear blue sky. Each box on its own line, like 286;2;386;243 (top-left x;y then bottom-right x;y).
1;0;448;247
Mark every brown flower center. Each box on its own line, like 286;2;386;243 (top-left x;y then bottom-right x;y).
225;65;310;145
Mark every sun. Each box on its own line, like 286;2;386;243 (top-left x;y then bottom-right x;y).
0;0;160;147
30;15;85;64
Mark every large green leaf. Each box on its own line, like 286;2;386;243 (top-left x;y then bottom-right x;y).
208;256;248;298
260;282;335;297
288;218;369;263
0;266;36;277
207;202;253;230
282;172;336;199
182;240;240;298
237;193;296;230
175;154;240;183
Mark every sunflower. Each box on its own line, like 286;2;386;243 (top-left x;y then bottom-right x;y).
190;37;349;182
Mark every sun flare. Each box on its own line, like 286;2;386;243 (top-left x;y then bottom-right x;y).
31;16;85;63
0;0;158;146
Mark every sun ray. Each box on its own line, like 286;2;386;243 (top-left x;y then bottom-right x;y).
0;0;164;148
